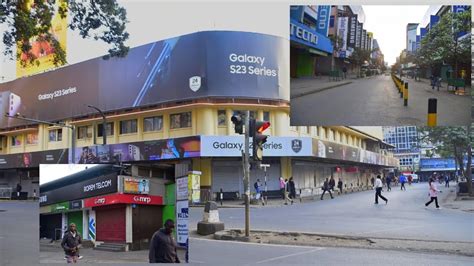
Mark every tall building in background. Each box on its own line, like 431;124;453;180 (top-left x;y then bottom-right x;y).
406;23;419;53
382;126;420;171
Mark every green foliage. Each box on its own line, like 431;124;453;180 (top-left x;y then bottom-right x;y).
0;0;129;67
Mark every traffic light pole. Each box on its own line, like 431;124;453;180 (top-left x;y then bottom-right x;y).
243;110;250;237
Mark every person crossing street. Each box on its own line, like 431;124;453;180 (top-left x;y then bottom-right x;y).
374;175;388;205
320;178;334;200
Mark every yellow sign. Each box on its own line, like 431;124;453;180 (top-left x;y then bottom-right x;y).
16;0;68;78
188;171;201;203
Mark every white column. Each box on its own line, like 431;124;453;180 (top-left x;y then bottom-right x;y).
126;205;133;246
82;209;89;241
61;213;68;238
88;209;96;243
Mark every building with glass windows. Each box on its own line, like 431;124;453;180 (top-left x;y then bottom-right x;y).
382;126;421;171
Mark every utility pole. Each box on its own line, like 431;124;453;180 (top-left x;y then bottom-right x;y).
243;110;250;237
260;164;270;205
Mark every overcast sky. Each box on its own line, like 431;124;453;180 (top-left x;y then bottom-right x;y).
39;164;98;185
363;5;430;65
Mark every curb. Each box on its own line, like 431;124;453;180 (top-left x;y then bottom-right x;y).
291;81;352;99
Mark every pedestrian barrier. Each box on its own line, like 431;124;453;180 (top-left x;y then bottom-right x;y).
403;81;408;106
329;70;342;81
0;187;12;199
427;98;437;126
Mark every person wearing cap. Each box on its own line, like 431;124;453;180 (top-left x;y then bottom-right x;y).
149;219;180;263
61;223;82;263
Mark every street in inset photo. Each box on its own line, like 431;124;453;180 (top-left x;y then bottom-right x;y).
39;164;188;264
290;5;471;126
189;125;474;264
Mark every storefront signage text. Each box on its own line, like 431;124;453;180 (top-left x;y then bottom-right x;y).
84;179;113;192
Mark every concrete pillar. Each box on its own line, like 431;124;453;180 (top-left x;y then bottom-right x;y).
88;209;96;242
196;108;214;135
82;209;89;241
126;205;133;248
280;157;292;179
192;158;212;187
274;110;290;137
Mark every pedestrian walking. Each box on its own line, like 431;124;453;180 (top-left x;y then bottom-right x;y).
399;174;406;191
374;175;388;205
149;219;180;263
61;223;82;264
386;175;392;191
329;177;336;192
444;175;449;188
254;179;265;206
288;177;296;200
337;179;343;195
408;175;413;186
320;178;334;200
425;178;441;209
284;178;294;205
342;66;347;79
370;177;375;189
279;177;286;200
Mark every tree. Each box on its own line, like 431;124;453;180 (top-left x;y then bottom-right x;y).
348;48;371;77
415;9;471;79
1;0;129;67
419;126;473;195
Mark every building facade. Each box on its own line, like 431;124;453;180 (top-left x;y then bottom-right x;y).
1;30;398;204
382;126;420;171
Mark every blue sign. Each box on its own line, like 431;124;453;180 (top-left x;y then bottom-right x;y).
430;15;440;29
420;27;428;39
290;6;304;21
415;35;421;50
453;5;470;13
316;5;331;36
290;19;333;54
303;6;318;23
420;158;474;171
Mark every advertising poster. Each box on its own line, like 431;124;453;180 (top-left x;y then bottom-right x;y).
16;0;68;78
355;22;362;48
188;171;201;204
1;31;288;129
316;5;331;37
175;200;189;247
176;176;189;201
337;17;349;52
123;177;150;194
348;15;357;48
0;149;68;169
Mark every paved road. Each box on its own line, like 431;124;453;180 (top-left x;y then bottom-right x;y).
190;238;474;265
0;201;39;266
190;182;474;242
290;75;470;126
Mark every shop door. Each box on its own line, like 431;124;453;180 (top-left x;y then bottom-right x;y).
39;213;62;240
95;205;126;242
249;161;281;192
67;211;83;237
212;161;243;195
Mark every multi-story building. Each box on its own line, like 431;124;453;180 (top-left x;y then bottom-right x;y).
382;126;420;171
0;30;398;204
406;23;419;53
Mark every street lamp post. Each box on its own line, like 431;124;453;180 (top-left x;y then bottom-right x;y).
5;113;76;163
87;105;107;145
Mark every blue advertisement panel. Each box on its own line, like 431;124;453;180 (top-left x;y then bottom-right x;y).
420;27;428;39
316;5;331;37
452;5;470;13
429;15;440;29
290;6;304;21
0;31;289;129
290;19;333;54
420;158;474;171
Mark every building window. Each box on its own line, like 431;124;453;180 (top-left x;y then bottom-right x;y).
120;119;138;134
233;110;256;120
217;110;227;126
263;111;270;122
98;122;115;137
11;135;22;146
77;125;93;139
170;112;192;129
144;116;163;132
49;129;62;142
26;132;38;145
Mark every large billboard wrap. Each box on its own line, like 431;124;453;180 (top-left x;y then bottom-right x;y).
0;31;289;129
348;15;357;48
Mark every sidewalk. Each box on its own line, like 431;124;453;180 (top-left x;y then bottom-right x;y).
291;76;353;99
402;76;471;96
442;183;474;213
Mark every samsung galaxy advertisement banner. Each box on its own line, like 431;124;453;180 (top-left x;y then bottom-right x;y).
0;31;288;129
200;136;312;157
0;149;68;169
337;17;349;51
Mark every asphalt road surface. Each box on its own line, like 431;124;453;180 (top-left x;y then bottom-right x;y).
190;182;474;242
290;75;470;126
0;201;39;266
190;238;474;265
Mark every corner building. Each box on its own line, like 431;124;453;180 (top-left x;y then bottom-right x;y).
0;30;398;203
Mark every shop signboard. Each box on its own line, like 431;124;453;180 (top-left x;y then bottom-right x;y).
176;200;188;247
40;173;118;206
188;171;201;204
73;136;200;163
348;15;357;48
50;202;69;212
121;176;150;194
83;193;163;208
420;27;428;39
176;176;188;201
0;148;68;169
0;31;288;129
69;200;83;210
201;136;312;157
290;19;333;53
429;15;439;29
337;17;349;51
316;5;331;37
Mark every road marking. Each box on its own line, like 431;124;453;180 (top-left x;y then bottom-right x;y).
190;237;319;249
255;248;325;264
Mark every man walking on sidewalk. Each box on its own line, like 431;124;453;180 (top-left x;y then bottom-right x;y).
284;178;294;205
61;223;82;264
386;175;392;191
444;175;450;188
149;219;180;263
320;178;334;200
400;174;407;191
374;175;388;205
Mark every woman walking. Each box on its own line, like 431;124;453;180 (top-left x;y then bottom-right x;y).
425;178;441;209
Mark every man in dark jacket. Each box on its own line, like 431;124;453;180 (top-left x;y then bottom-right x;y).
320;178;334;200
61;223;82;264
149;219;180;263
288;177;296;200
329;177;336;191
